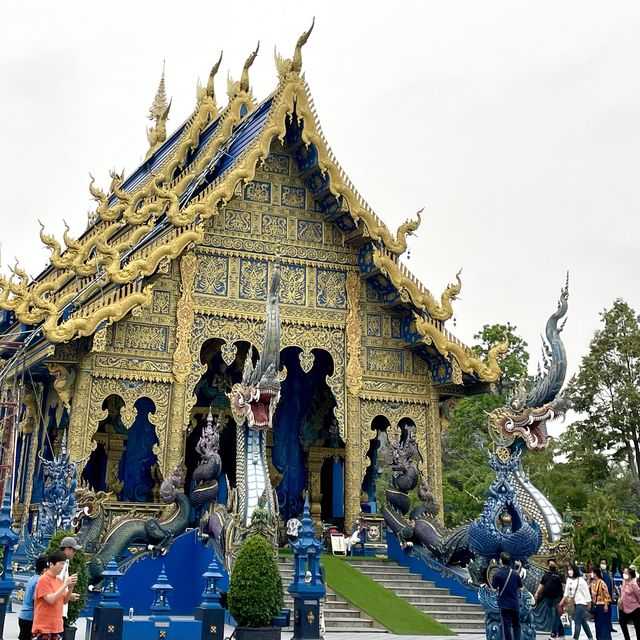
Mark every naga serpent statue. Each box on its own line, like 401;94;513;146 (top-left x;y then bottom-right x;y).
73;465;190;583
382;425;473;566
198;258;282;569
467;280;571;640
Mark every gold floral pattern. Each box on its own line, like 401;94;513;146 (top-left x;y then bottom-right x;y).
262;214;287;239
279;265;306;306
123;323;168;352
281;185;306;209
316;269;347;309
152;291;171;315
263;152;289;175
297;220;323;243
194;254;228;296
224;209;251;232
366;347;403;374
243;180;271;203
239;259;268;300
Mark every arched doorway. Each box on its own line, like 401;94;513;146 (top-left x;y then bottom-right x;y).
273;347;343;525
82;394;128;495
185;339;255;504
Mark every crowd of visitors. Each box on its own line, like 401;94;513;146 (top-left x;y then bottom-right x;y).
541;558;640;640
489;553;640;640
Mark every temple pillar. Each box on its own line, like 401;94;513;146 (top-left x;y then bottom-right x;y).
427;386;444;523
344;272;363;531
344;391;361;530
166;252;197;477
68;354;94;471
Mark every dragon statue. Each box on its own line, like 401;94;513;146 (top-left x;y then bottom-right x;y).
199;258;283;569
73;465;190;583
25;432;77;561
466;280;571;640
191;409;223;513
382;424;473;566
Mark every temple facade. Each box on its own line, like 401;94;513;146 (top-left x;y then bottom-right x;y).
0;31;506;540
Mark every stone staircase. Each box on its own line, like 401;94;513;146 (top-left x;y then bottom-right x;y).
348;557;485;634
277;557;382;633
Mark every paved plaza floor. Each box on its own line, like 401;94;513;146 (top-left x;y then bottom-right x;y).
2;610;614;640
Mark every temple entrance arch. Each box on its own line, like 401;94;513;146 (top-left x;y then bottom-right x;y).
82;394;128;496
185;338;257;505
273;346;344;525
119;398;160;502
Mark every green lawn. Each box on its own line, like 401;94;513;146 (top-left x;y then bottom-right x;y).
321;555;455;635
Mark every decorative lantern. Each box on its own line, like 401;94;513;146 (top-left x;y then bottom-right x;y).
99;557;123;608
149;565;173;622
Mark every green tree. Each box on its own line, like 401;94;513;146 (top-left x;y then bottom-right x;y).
44;530;89;627
566;299;640;499
572;492;640;571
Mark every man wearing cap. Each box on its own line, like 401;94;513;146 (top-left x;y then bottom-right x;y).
59;537;82;639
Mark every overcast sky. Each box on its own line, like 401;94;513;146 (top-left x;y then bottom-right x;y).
1;1;638;407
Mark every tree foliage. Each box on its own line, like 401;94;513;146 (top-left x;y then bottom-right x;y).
227;535;283;627
572;492;640;571
566;299;640;498
44;530;89;626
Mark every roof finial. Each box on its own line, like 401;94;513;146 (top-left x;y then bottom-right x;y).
149;61;169;122
207;51;223;99
146;62;171;159
239;42;260;92
291;17;315;73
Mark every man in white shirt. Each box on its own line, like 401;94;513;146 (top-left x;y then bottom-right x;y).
59;536;82;639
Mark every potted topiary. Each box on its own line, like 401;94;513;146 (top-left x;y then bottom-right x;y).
45;530;89;640
227;535;284;640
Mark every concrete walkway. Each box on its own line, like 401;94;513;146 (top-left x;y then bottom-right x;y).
2;610;613;639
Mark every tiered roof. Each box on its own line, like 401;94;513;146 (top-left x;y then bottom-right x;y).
0;26;505;384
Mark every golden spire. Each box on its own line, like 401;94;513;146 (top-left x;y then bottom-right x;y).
146;62;171;159
148;61;169;122
239;42;260;92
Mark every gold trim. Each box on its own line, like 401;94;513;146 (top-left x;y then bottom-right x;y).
373;248;461;321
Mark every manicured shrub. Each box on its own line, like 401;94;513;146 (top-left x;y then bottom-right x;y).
45;530;89;626
227;535;283;627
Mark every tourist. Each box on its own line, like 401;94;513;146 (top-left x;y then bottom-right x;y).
17;556;48;640
590;567;612;640
534;558;566;639
32;551;78;640
59;536;82;638
618;568;640;640
599;559;617;635
560;563;593;640
492;551;523;640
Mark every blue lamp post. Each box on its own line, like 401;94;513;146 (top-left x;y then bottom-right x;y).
89;557;124;640
196;557;225;640
149;565;173;623
288;494;325;640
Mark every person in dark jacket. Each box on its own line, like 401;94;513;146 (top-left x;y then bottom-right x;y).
492;552;524;640
534;558;567;638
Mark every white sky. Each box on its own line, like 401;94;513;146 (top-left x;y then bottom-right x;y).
1;1;639;404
